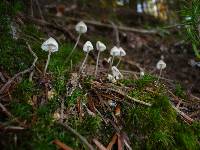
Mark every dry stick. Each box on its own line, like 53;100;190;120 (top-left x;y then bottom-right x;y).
58;122;95;150
95;51;101;77
53;139;73;150
107;134;118;150
29;70;34;81
109;88;152;106
92;138;107;150
0;103;24;126
56;16;158;34
4;126;24;131
0;72;6;83
171;104;194;123
43;50;51;75
0;103;12;117
0;42;38;94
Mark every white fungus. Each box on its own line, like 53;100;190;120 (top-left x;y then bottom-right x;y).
83;41;94;52
156;60;166;70
112;66;123;80
41;37;58;52
75;21;87;34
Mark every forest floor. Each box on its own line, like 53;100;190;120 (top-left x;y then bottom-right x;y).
0;1;200;150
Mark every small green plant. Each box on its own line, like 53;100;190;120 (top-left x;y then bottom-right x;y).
181;0;200;58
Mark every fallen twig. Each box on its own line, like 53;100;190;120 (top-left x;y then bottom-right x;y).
0;103;12;117
92;138;107;150
107;88;152;106
53;139;73;150
107;134;117;150
3;126;24;131
171;104;194;124
0;72;6;83
0;42;38;94
0;103;24;126
55;16;159;34
58;122;95;150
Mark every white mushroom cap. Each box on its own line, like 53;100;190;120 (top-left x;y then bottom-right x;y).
75;21;87;34
140;71;145;77
112;66;123;80
41;37;58;52
83;41;94;52
110;46;121;56
156;60;166;70
96;41;106;52
119;47;126;56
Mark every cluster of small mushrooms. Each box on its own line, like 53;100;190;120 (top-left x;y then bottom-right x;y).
41;21;166;83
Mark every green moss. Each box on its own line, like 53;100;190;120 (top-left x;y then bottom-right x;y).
10;101;33;121
121;74;156;88
12;80;36;101
175;83;186;99
135;74;156;88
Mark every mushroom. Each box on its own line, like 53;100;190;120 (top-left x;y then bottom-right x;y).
95;41;106;77
107;74;116;83
66;21;87;63
140;71;144;77
109;46;121;72
79;41;94;73
116;47;126;67
41;37;58;75
156;59;166;84
111;66;123;80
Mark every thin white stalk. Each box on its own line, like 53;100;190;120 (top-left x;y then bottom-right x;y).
80;51;89;74
43;50;51;75
95;51;101;77
70;59;73;71
116;56;121;67
108;56;115;73
66;33;81;63
156;68;162;85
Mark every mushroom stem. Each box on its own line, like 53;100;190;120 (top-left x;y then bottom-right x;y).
108;56;115;73
66;33;81;63
95;51;101;77
156;68;163;85
80;51;89;74
43;50;51;75
116;56;122;67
